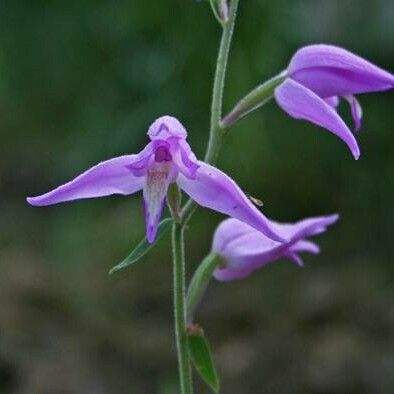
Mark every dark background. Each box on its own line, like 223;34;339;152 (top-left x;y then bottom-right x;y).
1;1;394;393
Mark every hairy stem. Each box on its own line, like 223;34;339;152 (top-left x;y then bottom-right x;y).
172;223;193;394
181;0;240;225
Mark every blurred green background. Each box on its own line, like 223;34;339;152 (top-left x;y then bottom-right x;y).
1;0;394;393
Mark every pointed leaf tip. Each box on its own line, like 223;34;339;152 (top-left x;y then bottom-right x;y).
109;218;173;275
187;326;220;393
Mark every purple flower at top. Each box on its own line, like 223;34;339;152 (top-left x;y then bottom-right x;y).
212;213;338;282
275;44;394;159
27;116;285;244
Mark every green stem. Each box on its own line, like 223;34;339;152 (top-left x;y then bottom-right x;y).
205;0;239;163
172;2;240;391
172;223;193;394
181;0;240;225
186;253;222;323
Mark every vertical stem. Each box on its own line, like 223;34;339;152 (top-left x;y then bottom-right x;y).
172;222;193;394
172;2;240;392
181;0;240;223
205;0;239;164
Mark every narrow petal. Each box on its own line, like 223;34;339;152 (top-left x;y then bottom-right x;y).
344;95;363;132
177;162;286;242
290;240;321;254
275;79;360;159
272;214;339;242
285;240;321;267
284;252;304;267
27;155;143;206
143;164;174;243
288;44;394;97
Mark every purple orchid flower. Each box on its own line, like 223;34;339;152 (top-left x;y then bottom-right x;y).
27;116;285;244
275;44;394;159
212;213;339;281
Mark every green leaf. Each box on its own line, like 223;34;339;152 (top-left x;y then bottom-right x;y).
188;327;220;393
109;218;172;275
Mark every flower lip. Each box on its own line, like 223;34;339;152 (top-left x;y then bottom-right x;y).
148;115;188;140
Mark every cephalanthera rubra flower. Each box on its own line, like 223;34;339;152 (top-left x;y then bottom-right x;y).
27;116;285;243
212;214;338;281
275;44;394;159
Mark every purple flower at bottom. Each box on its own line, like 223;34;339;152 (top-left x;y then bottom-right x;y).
212;213;339;281
275;44;394;159
27;116;285;243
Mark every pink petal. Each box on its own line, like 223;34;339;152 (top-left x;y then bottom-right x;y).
212;218;257;254
212;214;337;282
272;214;339;241
288;44;394;97
177;162;286;242
27;155;143;206
290;240;321;254
275;79;360;159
